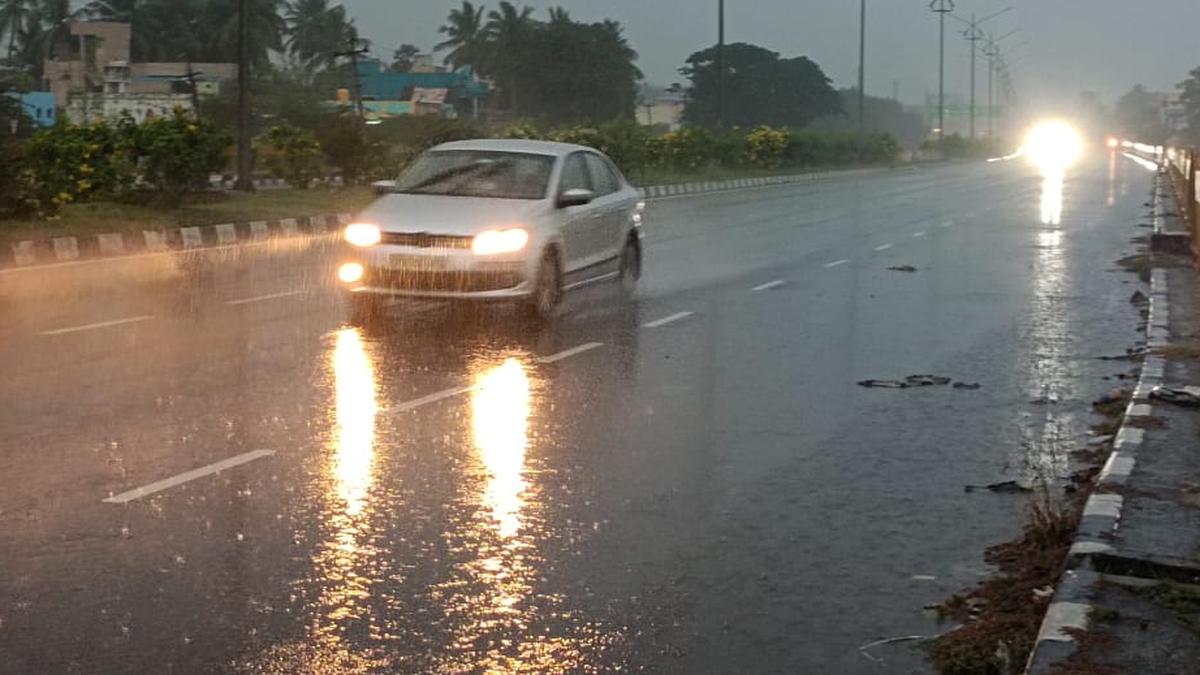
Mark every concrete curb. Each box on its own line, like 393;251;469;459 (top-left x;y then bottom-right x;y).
4;167;891;272
1024;181;1174;673
2;213;353;271
634;167;883;200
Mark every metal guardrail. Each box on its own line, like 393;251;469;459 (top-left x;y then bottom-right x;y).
1162;145;1198;255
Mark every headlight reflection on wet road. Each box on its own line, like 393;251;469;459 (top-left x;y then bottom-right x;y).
472;358;532;541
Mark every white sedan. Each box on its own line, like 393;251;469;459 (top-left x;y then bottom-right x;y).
337;139;644;321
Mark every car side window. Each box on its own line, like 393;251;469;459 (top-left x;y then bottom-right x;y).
559;153;592;194
584;153;621;196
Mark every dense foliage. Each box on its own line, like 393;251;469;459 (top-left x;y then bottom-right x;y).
680;43;842;130
1;110;229;217
258;123;323;189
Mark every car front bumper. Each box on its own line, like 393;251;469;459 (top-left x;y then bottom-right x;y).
339;247;533;301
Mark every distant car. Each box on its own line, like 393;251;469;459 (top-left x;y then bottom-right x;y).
337;139;644;321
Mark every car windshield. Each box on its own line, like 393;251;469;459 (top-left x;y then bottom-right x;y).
394;150;554;200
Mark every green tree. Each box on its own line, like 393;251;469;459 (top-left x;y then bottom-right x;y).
134;108;232;203
1180;67;1200;144
546;6;570;25
434;1;487;73
681;43;842;129
390;43;419;72
259;123;323;188
1115;84;1167;143
284;0;351;72
0;0;32;63
485;1;534;110
205;0;285;68
11;0;83;78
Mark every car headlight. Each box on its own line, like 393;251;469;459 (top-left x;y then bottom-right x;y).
344;223;381;247
472;228;529;256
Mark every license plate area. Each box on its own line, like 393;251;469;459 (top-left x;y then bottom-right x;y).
388;254;449;272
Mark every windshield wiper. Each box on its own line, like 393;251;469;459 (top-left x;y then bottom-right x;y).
399;160;511;194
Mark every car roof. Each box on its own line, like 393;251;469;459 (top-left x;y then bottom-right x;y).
430;138;598;158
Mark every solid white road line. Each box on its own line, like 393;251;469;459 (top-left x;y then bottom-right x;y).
42;315;154;336
225;290;306;305
538;342;605;364
824;259;850;268
392;385;476;413
874;244;894;252
102;449;275;504
752;279;786;291
643;311;695;329
912;231;926;238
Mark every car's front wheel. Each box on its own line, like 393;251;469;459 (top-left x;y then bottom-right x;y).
525;249;562;320
618;235;641;296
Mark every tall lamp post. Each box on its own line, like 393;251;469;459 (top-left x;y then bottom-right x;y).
858;0;866;133
717;0;725;129
928;0;955;141
950;7;1011;140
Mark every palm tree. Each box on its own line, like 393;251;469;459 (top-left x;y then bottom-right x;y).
205;0;285;67
0;0;32;63
546;6;570;25
485;2;534;110
82;0;136;21
434;1;486;74
284;0;350;72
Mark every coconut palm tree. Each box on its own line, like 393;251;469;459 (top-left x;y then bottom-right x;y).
546;6;570;25
0;0;32;63
434;1;486;73
485;2;534;110
284;0;351;72
205;0;285;67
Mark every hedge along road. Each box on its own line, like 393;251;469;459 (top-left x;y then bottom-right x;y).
0;155;1149;673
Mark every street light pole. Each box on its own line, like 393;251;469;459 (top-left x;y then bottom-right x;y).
928;0;954;141
717;0;725;129
858;0;866;133
234;0;252;191
949;7;1011;141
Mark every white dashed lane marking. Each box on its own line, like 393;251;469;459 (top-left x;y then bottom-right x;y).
42;315;155;336
874;244;894;252
643;312;695;329
538;342;605;364
226;290;307;305
824;259;850;268
912;231;926;238
752;280;786;291
102;450;275;504
940;220;955;228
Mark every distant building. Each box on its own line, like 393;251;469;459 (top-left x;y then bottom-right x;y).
642;90;685;131
346;59;490;120
5;91;56;127
42;21;235;123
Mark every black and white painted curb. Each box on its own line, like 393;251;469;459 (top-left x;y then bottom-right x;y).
1;213;353;270
633;167;882;199
4;168;889;272
1024;268;1171;673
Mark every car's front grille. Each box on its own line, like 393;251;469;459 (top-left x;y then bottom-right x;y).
380;232;473;249
365;268;521;293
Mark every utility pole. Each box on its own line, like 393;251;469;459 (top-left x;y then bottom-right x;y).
334;37;370;126
234;0;252;191
928;0;954;142
964;14;983;139
857;0;866;133
717;0;725;129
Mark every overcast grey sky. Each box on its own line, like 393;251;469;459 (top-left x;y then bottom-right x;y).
343;0;1200;110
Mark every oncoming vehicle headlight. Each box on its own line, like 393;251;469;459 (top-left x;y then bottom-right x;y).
472;228;529;255
344;223;382;247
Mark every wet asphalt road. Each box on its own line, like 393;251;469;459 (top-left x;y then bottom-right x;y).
0;153;1154;673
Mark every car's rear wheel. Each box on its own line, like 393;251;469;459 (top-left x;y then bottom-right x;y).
618;235;641;296
348;293;384;325
525;249;562;320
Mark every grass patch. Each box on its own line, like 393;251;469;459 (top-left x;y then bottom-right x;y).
0;186;376;243
1132;581;1200;633
1115;254;1153;283
1154;341;1200;361
926;487;1085;674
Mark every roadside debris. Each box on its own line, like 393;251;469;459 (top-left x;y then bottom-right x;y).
1149;386;1200;408
1098;347;1148;361
964;481;1033;494
1030;395;1060;405
857;374;952;388
953;382;982;390
1093;388;1132;406
888;265;919;273
1129;290;1148;304
859;634;934;665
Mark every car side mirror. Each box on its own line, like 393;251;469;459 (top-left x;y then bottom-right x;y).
557;188;595;208
372;179;397;195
